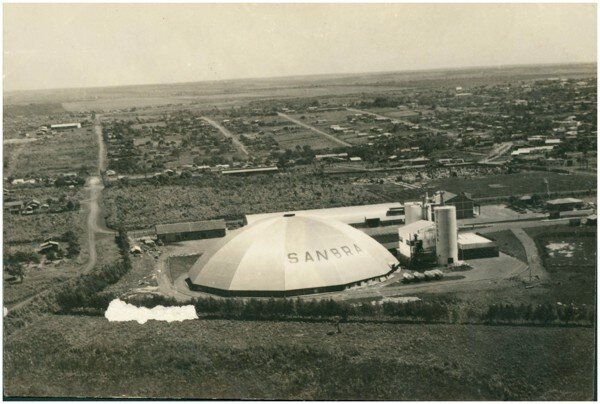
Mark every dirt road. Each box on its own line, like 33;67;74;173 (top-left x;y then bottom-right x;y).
511;228;549;281
7;121;112;313
277;112;352;147
200;116;250;157
479;142;513;164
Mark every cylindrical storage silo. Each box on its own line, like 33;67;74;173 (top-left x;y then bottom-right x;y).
404;202;423;225
434;206;458;265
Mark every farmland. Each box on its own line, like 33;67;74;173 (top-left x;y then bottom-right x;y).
9;127;97;178
3;315;594;400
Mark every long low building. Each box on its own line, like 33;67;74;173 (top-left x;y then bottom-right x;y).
155;219;226;243
244;202;404;228
457;233;499;260
50;123;81;130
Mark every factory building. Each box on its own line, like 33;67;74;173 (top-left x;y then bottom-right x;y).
187;214;399;297
458;233;499;260
397;220;437;266
431;191;476;219
155;219;226;243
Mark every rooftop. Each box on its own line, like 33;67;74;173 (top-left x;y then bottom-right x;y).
156;219;226;235
458;233;494;246
547;197;583;205
398;220;435;235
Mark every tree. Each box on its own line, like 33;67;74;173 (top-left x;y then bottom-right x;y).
6;263;25;283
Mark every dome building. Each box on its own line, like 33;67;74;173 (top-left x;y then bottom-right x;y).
187;214;400;297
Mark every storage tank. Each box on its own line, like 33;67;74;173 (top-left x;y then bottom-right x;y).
434;206;458;265
404;202;423;225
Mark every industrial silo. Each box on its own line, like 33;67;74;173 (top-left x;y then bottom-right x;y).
434;206;458;265
404;202;423;225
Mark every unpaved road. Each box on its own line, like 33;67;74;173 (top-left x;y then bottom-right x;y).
6;120;111;313
479;142;513;164
200;116;250;157
511;228;549;281
277;112;352;147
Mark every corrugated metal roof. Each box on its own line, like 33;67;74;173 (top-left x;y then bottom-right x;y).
156;219;226;235
245;202;403;226
547;197;583;205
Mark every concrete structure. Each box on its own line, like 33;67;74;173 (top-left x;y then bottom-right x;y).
434;206;458;265
404;202;423;225
457;233;499;260
187;214;399;297
397;220;436;265
155;220;226;243
244;203;404;228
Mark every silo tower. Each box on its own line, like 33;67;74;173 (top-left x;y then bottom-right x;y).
434;206;458;265
404;202;423;225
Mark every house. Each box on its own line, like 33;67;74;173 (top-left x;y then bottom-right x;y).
4;200;24;214
38;241;60;254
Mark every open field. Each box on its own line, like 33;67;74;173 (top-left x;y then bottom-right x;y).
3;315;594;400
428;171;597;199
10;128;97;177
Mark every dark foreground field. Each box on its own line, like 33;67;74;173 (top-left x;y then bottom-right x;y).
4;315;595;400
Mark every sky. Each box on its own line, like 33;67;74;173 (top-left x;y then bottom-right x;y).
3;3;597;92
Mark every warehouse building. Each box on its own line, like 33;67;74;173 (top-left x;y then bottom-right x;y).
546;197;584;212
187;214;400;297
432;191;476;219
155;219;226;243
458;233;499;260
244;202;405;228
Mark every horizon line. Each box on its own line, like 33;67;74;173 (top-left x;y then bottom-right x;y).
4;60;597;95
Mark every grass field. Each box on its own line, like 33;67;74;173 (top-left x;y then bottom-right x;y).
428;171;597;199
3;315;594;400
